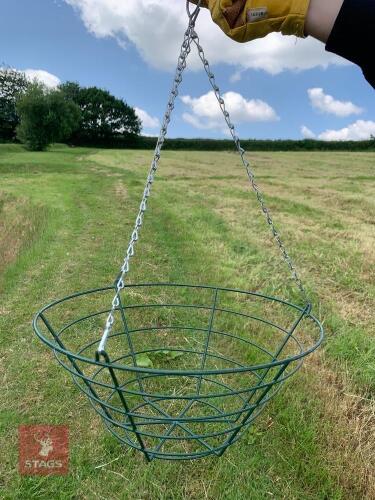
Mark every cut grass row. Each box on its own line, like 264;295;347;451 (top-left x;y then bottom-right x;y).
0;144;374;499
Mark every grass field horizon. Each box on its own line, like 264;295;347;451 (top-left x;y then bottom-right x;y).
0;144;374;499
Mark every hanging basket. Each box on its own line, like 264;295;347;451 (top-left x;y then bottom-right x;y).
33;284;323;461
33;1;324;461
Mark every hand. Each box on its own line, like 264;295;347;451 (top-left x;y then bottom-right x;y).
189;0;310;42
189;0;209;7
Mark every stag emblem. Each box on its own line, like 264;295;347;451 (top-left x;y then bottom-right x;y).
34;432;54;457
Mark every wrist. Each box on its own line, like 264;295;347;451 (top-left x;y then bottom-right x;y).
305;0;344;43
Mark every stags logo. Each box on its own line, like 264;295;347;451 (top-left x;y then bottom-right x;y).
35;432;54;457
19;425;69;475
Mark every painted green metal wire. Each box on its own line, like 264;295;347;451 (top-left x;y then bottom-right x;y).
32;2;324;463
33;283;323;461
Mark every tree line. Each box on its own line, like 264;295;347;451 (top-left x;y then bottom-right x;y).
1;67;374;151
0;67;141;150
114;136;375;152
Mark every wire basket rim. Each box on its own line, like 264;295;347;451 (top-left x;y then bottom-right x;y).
33;282;324;377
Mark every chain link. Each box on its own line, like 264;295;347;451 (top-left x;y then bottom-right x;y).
98;5;308;353
98;13;199;353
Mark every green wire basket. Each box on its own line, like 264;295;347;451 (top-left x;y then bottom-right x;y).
33;2;324;462
33;283;323;461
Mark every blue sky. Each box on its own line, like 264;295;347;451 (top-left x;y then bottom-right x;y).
1;0;374;139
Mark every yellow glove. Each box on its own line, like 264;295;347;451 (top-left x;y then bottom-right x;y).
190;0;309;42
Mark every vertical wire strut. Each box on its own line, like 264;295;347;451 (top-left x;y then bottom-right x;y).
196;288;219;394
232;303;311;423
96;351;151;462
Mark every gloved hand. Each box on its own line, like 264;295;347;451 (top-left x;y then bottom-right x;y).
190;0;310;42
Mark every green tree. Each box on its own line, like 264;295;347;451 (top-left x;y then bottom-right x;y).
16;83;81;151
60;82;141;144
0;67;29;140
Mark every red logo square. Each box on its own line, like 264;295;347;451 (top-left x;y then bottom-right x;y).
19;425;69;475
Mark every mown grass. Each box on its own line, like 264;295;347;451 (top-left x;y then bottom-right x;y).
0;144;374;499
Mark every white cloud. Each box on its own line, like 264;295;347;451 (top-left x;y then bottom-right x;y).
301;125;316;139
308;88;363;117
301;120;375;141
229;70;243;83
182;112;212;130
64;0;349;74
134;107;160;129
24;69;61;88
142;132;158;137
317;120;375;141
181;90;278;133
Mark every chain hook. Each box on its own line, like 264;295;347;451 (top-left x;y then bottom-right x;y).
99;6;197;353
186;0;202;24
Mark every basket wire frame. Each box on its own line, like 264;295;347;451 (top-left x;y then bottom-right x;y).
33;1;324;462
34;284;323;461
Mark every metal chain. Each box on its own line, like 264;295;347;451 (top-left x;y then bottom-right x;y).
98;10;199;354
190;30;309;304
99;1;308;353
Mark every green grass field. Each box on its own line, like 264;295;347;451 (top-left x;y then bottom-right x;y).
0;144;374;499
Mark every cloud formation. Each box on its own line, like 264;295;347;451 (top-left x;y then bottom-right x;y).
301;125;315;139
181;91;278;133
65;0;349;74
24;69;61;88
307;88;363;117
300;120;375;141
318;120;375;141
135;107;160;129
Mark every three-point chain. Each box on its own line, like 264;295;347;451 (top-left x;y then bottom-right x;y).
98;1;308;355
